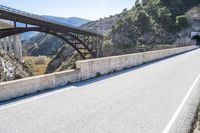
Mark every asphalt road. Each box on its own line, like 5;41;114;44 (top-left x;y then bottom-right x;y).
1;49;200;133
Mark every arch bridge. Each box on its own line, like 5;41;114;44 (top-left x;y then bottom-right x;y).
0;5;104;59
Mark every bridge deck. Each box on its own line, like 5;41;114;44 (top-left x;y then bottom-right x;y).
0;5;103;37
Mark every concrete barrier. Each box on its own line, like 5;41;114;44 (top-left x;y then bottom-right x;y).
0;70;80;101
0;46;198;101
76;46;198;80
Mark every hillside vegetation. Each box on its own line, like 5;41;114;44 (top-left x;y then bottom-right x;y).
24;56;51;75
102;0;199;56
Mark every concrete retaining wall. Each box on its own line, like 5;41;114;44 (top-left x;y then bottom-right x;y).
0;46;198;101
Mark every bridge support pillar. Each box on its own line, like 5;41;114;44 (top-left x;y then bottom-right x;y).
13;35;22;61
3;38;8;52
0;40;2;49
8;37;13;54
0;35;23;61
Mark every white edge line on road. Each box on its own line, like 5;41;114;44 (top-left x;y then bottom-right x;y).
162;72;200;133
0;86;77;110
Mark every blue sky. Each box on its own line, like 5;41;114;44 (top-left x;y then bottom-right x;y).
0;0;134;20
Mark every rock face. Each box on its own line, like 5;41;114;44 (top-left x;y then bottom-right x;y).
0;49;33;82
187;6;200;31
45;45;77;74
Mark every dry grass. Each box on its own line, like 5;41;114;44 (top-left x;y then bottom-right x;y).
35;56;48;65
23;56;51;76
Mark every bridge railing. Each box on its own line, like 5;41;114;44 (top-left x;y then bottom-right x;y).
0;5;82;31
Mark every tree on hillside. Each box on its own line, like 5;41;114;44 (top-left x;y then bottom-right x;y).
135;0;141;6
112;17;140;49
135;10;152;35
155;7;176;32
176;15;189;30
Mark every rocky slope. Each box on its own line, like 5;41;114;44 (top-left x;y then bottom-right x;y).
0;49;33;82
23;33;64;56
45;45;76;73
80;14;121;34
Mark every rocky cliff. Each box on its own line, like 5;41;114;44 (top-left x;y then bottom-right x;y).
0;49;33;82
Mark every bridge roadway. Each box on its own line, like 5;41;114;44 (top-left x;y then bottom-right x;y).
1;49;200;133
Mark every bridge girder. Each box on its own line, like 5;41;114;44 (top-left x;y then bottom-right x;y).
0;27;103;59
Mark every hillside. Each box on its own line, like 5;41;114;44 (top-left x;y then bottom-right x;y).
80;14;121;34
23;33;64;56
103;0;200;56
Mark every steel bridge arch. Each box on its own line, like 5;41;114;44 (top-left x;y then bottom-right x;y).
0;27;101;59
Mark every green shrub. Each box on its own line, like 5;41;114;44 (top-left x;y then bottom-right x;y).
96;72;102;77
176;15;189;29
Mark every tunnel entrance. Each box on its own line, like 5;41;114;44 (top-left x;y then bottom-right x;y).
192;35;200;45
191;32;200;45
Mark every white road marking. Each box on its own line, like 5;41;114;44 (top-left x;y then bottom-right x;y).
0;86;77;110
162;72;200;133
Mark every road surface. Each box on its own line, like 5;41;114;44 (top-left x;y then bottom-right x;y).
1;49;200;133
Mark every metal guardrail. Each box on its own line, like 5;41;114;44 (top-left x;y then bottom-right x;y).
0;4;99;35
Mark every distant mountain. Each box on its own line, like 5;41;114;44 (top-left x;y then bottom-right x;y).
21;16;90;40
43;16;90;27
21;32;39;40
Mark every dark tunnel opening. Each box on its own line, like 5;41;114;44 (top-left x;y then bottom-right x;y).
192;35;200;45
